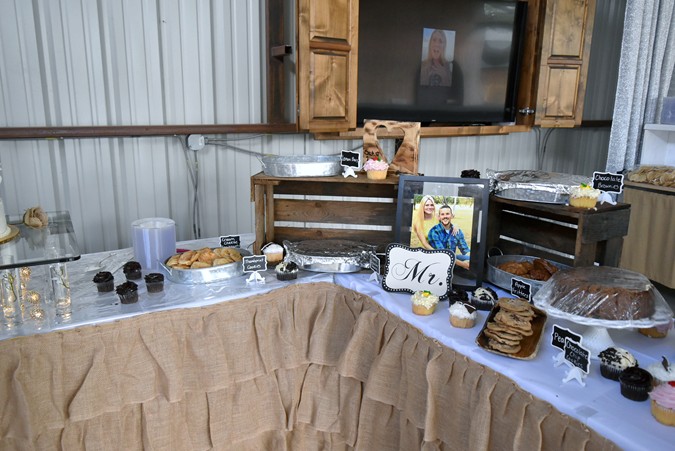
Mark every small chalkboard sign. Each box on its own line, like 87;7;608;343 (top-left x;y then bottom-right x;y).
220;235;241;248
592;171;624;194
369;252;381;275
511;278;532;301
243;255;267;273
551;324;582;351
341;150;361;168
563;337;590;374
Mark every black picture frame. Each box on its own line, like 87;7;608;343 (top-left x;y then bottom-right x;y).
395;175;489;290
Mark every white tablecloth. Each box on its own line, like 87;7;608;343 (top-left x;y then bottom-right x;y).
334;273;674;450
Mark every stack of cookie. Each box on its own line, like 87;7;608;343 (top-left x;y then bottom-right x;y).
483;298;535;355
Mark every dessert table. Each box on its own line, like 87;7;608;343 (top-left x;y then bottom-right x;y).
0;237;673;449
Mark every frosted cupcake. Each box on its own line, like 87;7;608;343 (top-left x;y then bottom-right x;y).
449;302;477;328
363;158;389;180
647;357;675;387
411;290;439;316
650;382;675;426
598;347;638;381
569;183;600;208
262;243;284;265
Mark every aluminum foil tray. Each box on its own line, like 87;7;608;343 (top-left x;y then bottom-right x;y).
488;169;590;204
161;248;251;284
487;254;570;296
262;154;342;177
284;239;375;273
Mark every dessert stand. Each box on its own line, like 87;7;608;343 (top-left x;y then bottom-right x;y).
534;298;673;359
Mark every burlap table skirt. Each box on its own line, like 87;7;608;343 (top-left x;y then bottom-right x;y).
0;282;617;450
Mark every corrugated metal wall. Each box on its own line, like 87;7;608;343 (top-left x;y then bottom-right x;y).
0;0;625;253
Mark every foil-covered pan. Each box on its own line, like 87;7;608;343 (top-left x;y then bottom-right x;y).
487;254;570;296
261;154;342;177
284;239;375;273
160;248;251;284
487;169;590;204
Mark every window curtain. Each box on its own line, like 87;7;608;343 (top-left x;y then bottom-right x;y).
606;1;675;173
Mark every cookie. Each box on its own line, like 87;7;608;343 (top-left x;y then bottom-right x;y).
484;329;522;346
497;297;533;314
495;310;533;332
487;338;521;354
485;323;523;340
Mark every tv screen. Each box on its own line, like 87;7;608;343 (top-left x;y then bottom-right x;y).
357;0;527;126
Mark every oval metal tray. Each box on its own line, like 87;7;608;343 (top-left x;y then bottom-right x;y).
487;255;570;296
161;248;251;284
261;154;342;177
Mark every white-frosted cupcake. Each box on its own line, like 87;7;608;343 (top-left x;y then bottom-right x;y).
569;183;600;208
648;357;675;387
411;290;439;316
598;347;638;380
262;243;284;265
449;302;477;328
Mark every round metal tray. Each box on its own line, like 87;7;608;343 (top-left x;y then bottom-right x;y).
161;248;251;284
487;254;570;295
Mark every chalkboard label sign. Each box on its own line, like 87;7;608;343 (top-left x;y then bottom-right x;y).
220;235;241;248
511;278;532;301
564;337;590;374
551;324;582;351
369;252;381;275
341;150;361;168
592;171;624;193
243;255;267;273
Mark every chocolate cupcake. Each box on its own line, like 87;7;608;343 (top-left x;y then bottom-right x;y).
275;261;298;281
619;367;652;401
471;286;498;311
123;261;142;280
92;271;114;293
447;287;469;304
598;347;638;381
116;281;139;304
144;273;165;293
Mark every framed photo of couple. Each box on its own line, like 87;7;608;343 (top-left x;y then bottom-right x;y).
394;175;489;289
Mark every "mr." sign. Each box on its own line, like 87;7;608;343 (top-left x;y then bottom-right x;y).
382;244;455;299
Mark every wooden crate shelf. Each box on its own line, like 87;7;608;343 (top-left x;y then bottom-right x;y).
486;195;631;267
250;172;399;254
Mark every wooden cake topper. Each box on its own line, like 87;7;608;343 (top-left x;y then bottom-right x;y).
362;120;421;175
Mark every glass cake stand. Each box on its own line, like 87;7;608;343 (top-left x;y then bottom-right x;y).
535;301;673;359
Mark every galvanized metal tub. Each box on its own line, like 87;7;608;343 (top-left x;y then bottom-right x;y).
487;254;570;296
261;154;342;177
161;248;251;284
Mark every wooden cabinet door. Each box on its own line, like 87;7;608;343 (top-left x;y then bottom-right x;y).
535;0;596;127
297;0;359;132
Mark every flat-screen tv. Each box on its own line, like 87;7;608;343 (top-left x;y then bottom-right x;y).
357;0;527;126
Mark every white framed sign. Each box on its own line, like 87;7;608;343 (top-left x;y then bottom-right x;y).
382;244;455;299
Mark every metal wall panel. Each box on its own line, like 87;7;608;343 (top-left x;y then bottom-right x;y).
0;0;625;253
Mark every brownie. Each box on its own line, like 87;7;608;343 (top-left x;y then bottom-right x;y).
144;273;165;293
116;281;139;304
123;261;142;280
92;271;114;293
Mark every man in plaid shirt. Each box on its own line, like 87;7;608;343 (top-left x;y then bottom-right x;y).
427;204;471;269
